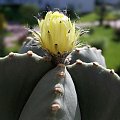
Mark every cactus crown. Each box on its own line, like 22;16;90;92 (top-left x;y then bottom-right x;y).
32;11;79;56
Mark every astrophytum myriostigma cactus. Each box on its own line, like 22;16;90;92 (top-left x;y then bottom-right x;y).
0;11;120;120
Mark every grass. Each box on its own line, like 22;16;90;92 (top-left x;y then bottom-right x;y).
104;41;120;70
77;13;99;23
76;11;120;23
79;26;120;70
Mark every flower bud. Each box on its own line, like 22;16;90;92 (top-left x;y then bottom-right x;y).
33;11;79;55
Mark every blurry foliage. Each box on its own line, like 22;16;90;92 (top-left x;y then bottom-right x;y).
77;5;120;24
0;5;20;22
113;28;120;42
0;31;5;57
103;24;111;29
88;28;95;35
19;4;40;26
112;10;120;19
105;11;120;21
0;5;40;26
77;12;98;22
90;39;107;51
67;5;78;20
96;3;107;25
95;1;120;23
0;5;31;56
0;14;7;57
104;6;120;20
0;13;7;31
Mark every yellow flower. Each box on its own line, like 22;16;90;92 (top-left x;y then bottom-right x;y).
33;11;79;55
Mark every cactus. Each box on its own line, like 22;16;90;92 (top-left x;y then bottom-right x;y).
67;61;120;120
0;11;120;120
65;46;106;67
19;38;45;57
0;52;53;120
19;64;81;120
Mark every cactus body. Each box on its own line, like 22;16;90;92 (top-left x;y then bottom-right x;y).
19;65;81;120
19;38;45;57
67;61;120;120
0;52;53;120
1;47;120;120
65;46;106;67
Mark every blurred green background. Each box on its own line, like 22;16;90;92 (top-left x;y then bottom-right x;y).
0;0;120;75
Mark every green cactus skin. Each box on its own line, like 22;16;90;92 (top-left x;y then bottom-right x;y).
67;60;120;120
19;64;81;120
65;46;106;67
0;51;53;120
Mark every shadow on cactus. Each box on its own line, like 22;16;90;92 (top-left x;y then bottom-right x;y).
0;11;120;120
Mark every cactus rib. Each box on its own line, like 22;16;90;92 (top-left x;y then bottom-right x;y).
65;46;106;67
19;65;81;120
67;61;120;120
0;52;53;120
